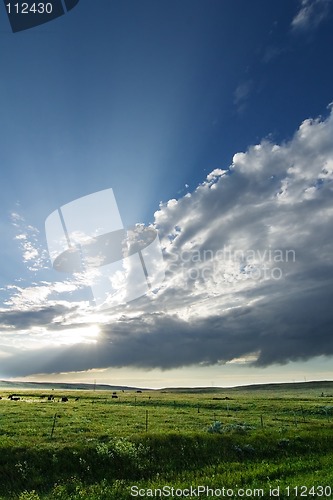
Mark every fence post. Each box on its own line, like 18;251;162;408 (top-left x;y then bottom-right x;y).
50;413;57;438
145;410;149;432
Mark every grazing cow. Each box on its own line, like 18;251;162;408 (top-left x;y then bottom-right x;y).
11;397;20;401
75;397;80;401
61;397;68;402
112;394;118;399
0;396;2;400
48;395;54;401
136;390;142;393
112;391;117;395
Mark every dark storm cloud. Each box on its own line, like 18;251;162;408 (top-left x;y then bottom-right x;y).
1;277;333;377
0;305;72;330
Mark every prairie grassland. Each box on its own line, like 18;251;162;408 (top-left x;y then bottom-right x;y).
0;384;332;499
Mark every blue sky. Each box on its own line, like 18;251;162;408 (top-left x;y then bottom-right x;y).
0;0;333;388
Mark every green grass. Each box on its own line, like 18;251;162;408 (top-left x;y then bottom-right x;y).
0;386;333;499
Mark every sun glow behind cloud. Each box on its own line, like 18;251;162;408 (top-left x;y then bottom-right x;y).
50;324;100;346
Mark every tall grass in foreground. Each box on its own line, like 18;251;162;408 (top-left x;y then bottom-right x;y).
0;387;332;499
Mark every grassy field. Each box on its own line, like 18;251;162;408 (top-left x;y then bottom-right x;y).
0;382;333;499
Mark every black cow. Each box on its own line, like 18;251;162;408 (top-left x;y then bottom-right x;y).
61;397;68;402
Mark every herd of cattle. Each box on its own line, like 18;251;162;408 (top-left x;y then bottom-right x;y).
0;394;72;402
0;390;143;402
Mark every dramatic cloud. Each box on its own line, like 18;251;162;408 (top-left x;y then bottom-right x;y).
1;105;333;377
0;304;71;330
291;0;332;32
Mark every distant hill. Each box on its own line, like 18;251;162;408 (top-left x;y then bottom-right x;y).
229;380;333;392
0;380;145;391
161;380;333;393
1;379;332;394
